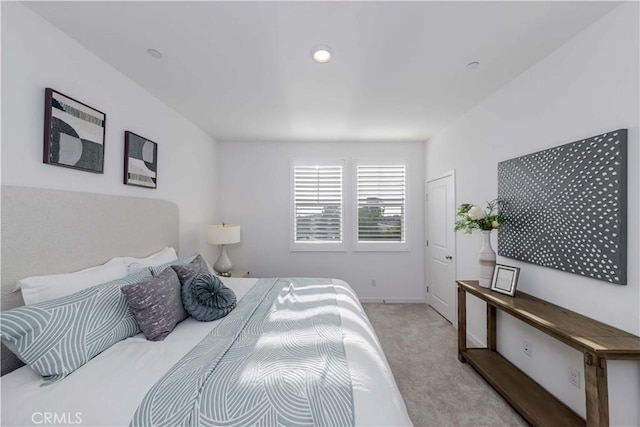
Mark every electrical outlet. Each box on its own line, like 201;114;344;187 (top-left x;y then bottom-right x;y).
522;340;533;357
568;367;581;389
371;279;377;287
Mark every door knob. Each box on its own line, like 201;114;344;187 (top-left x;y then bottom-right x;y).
445;255;453;260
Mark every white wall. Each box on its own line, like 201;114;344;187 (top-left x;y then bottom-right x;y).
425;3;639;425
217;141;425;302
1;2;218;261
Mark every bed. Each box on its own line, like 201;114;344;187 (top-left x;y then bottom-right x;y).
0;187;411;427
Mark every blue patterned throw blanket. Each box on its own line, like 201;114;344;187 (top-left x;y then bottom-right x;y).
131;278;354;427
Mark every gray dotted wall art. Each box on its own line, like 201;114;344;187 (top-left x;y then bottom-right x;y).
497;129;627;285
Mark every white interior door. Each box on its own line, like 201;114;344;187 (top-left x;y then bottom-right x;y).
426;172;456;323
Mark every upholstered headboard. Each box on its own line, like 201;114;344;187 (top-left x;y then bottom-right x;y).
1;186;179;375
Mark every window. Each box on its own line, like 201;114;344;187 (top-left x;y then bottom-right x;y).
290;158;409;252
290;160;345;251
354;161;408;251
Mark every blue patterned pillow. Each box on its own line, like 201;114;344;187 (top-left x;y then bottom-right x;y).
0;270;151;384
149;254;199;277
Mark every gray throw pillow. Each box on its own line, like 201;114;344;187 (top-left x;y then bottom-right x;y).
182;273;237;322
149;254;199;277
171;254;209;285
121;268;187;341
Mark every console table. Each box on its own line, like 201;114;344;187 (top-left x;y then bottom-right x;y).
457;280;640;427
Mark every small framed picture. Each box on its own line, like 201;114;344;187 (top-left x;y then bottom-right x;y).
43;88;106;173
490;264;520;296
124;131;157;189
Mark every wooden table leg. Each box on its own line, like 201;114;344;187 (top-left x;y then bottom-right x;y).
487;305;497;352
458;286;467;362
584;352;609;427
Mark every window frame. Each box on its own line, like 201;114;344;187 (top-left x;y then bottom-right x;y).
352;159;409;252
290;159;347;252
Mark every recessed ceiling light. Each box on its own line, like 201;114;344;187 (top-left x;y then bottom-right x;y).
312;46;332;63
465;61;480;71
147;48;163;59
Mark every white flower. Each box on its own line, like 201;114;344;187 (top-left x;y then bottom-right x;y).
468;206;485;220
492;220;500;229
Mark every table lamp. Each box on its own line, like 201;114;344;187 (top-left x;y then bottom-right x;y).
207;223;241;277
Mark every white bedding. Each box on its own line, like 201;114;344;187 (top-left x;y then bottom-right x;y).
1;278;411;427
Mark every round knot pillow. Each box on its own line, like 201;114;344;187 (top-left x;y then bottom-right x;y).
182;273;237;321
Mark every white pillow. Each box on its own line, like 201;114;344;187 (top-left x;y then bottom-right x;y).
122;247;178;274
17;258;129;306
204;258;216;275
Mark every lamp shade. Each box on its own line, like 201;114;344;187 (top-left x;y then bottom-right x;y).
207;224;241;245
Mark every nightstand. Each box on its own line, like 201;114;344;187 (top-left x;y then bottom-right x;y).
217;271;250;278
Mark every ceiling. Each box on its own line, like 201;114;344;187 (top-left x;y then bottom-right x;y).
26;1;620;142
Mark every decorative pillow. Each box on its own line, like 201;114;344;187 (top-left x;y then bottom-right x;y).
171;254;209;285
0;270;151;384
15;258;129;306
182;273;237;322
149;254;199;277
123;247;178;275
121;268;187;341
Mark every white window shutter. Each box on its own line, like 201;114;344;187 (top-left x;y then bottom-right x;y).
356;164;406;244
292;164;344;248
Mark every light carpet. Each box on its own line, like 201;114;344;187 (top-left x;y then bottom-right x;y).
362;303;528;427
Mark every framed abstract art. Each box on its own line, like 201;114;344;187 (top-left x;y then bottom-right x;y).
43;88;106;173
498;129;627;285
124;131;158;189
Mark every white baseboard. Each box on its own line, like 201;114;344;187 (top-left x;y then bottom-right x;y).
359;297;426;304
467;332;484;347
449;322;486;347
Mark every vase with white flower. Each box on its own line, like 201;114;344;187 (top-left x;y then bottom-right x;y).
454;199;505;287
